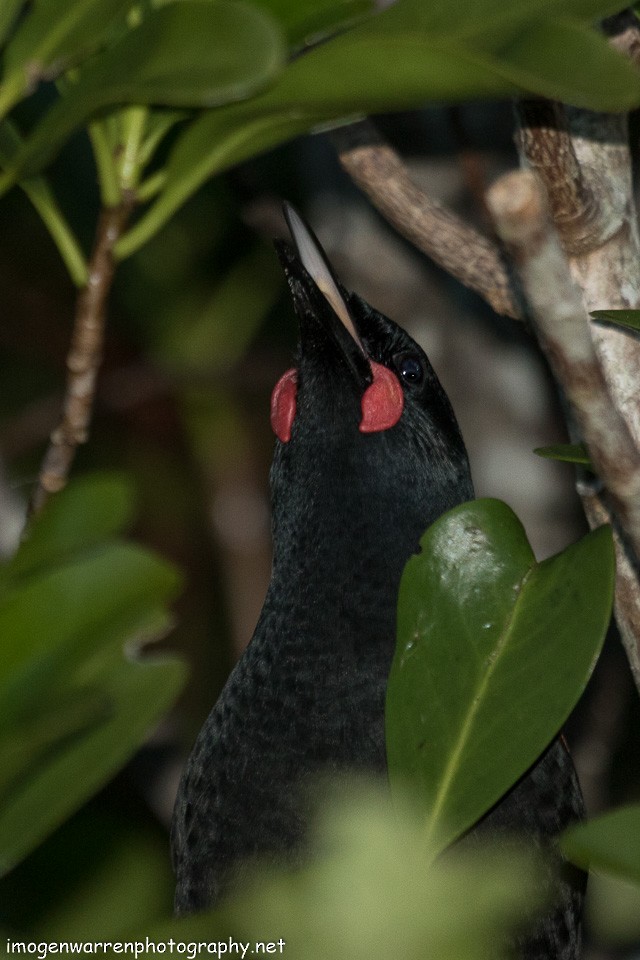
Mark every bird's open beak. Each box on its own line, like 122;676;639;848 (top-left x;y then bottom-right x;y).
282;203;367;356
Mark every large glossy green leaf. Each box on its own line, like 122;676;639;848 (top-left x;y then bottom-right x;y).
386;499;614;855
0;0;131;118
562;805;640;885
0;0;285;191
116;10;640;257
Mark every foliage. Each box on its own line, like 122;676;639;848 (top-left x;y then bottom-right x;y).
0;0;638;274
0;474;186;875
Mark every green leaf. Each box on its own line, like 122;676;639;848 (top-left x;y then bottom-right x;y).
0;643;185;874
115;32;518;256
73;1;286;107
115;111;314;258
591;309;640;332
116;10;640;256
477;17;640;109
0;543;178;702
0;687;110;798
0;0;132;118
0;473;187;873
561;0;640;17
375;0;630;41
0;0;24;49
137;108;188;170
562;805;640;885
250;0;375;46
0;0;286;189
2;472;134;584
534;443;592;466
386;499;614;854
0;542;186;871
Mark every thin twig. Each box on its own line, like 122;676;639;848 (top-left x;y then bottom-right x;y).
29;201;132;515
486;170;640;564
331;119;521;318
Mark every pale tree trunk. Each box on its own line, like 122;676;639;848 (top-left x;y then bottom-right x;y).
332;8;640;693
512;81;640;690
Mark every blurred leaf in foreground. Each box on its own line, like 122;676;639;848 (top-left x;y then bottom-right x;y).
0;473;186;875
562;804;640;944
562;803;640;885
139;781;549;960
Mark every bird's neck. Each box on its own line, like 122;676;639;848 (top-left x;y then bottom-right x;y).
267;475;423;656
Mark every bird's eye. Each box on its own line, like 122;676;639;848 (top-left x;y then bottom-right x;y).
397;355;424;385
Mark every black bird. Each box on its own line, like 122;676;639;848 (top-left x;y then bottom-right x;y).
171;206;584;957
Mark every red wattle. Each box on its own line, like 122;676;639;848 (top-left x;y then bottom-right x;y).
360;361;404;433
270;368;298;442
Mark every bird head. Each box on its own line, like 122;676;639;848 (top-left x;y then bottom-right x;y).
270;204;473;577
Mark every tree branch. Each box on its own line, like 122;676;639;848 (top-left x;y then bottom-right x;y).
332;119;521;318
514;99;620;255
512;20;640;692
516;97;640;437
29;201;132;515
486;170;640;683
486;171;640;548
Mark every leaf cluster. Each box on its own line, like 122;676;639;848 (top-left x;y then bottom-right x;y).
0;474;186;877
0;0;638;278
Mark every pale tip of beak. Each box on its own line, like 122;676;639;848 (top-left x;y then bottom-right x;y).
283;203;365;353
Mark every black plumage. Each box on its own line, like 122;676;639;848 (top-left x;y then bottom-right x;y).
171;207;584;958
